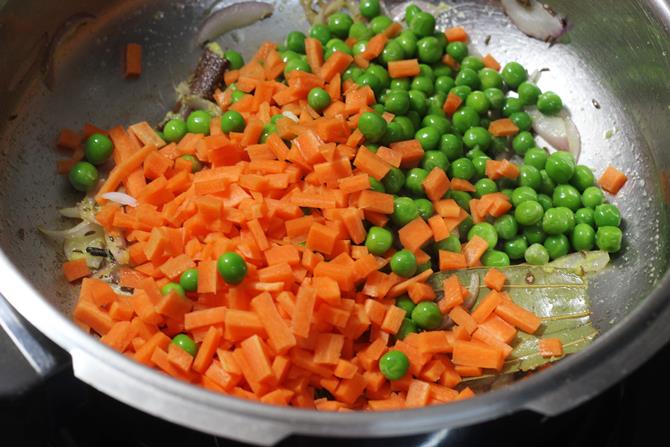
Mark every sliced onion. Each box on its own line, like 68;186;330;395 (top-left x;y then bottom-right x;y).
197;1;274;46
100;192;138;207
282;111;300;122
527;107;581;160
39;220;100;241
549;250;610;274
463;273;479;310
58;207;81;218
501;0;567;42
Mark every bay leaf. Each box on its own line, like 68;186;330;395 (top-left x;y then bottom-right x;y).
429;265;598;378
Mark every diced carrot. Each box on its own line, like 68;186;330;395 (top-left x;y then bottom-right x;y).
398;217;433;252
495;301;542;334
445;27;468;42
422;167;451;201
463;235;489;266
598;166;627;195
471;290;503;324
538;338;564;357
192;326;222;373
448;306;478;335
63;258;91;282
380;305;406;334
443;92;462;115
320;52;354;82
407;282;436;303
406;379;431;408
484;268;506;292
439;250;467;271
388;59;421;78
449;178;476;192
358;190;394;214
125;43;142;78
251;292;297;354
389;140;424;168
452;340;504;370
353;146;391;180
482;54;501;71
488;118;519;137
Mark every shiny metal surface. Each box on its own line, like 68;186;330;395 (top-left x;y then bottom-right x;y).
0;0;669;444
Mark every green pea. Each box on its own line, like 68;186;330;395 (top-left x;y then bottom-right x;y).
393;196;419;226
502;61;528;89
575;207;595;226
450;85;472;102
285;31;306;53
458;56;482;72
372;103;386;115
422;151;449;172
394;116;416;140
327;12;353;38
473;178;497;199
163;119;187;143
482;250;511;267
541;207;573;235
517;81;541;105
463;127;492;150
501;188;514;200
408;89;428;115
595;226;623;252
391;249;418;277
396;30;418;57
472;156;490;179
494;214;518;240
343;65;364;81
382;40;405;65
515;200;544;226
570;165;595;192
161;282;185;297
396;318;418;340
379;350;410;380
172;334;198;357
382;167;405;194
537;193;553;211
84;133;114;165
415;126;441;151
279;50;301;63
518;165;542;190
220;110;245;133
571;223;595;251
434;76;455;95
553;184;582;211
68;161;99;192
416;37;442;64
357;73;382;96
365;226;393;255
217;252;248;285
358;112;387;142
468;222;498;249
545;151;575;184
326;41;353;57
523;224;546;244
544;234;570;259
504;236;528;260
581;186;604;209
309;24;331;45
452;106;480;134
186;110;211;134
359;0;381;19
395;296;416;315
230;90;247;104
349;23;373;42
440;134;464;160
426;94;447;116
454;68;480;90
285;57;312;74
502;97;525;117
446;41;468;61
411;76;434;96
525;243;550;265
436;236;461;253
539;169;556;195
410;11;435;37
179;154;202;173
476;67;501;89
459;214;474;235
178;268;199;292
510;111;532;132
411;301;442;329
422;114;451;135
484;88;506;110
370;15;393;34
450;157;475;180
537;91;563;115
388;78;409;92
384;90;410;115
307;87;331;112
414;198;434;219
405;168;429;196
465;91;491;115
594;204;621;227
524;147;549;170
368;177;385;194
432;63;452;78
224;50;244;69
511;186;538;207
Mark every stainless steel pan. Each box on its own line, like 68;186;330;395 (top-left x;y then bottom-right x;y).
0;0;669;444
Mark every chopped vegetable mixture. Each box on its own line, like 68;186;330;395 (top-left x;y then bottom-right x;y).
51;1;628;410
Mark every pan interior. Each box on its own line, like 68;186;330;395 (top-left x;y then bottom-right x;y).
0;0;668;344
